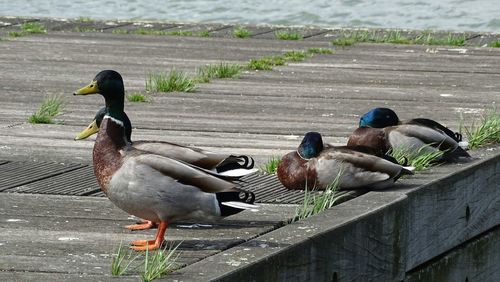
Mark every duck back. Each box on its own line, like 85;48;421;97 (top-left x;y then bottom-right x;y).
347;127;389;155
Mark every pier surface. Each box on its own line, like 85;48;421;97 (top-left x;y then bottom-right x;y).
0;17;499;281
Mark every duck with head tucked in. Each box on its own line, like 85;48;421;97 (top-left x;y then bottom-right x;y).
359;107;464;143
277;132;413;190
73;70;257;251
348;107;471;162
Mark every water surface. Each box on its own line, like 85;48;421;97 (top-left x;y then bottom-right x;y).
1;0;499;32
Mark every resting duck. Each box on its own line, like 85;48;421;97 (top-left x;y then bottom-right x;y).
73;70;257;251
358;107;464;143
348;108;471;162
277;132;413;190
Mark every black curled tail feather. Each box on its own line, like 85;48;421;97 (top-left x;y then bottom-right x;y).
216;191;256;217
216;155;255;173
393;166;414;182
441;146;472;162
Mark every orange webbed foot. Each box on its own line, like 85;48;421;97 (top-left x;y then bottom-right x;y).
129;221;168;251
130;239;157;246
125;220;158;231
130;241;163;251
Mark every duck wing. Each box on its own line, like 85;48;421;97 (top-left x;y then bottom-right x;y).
316;148;411;189
131;151;240;194
133;140;254;172
386;124;471;161
405;118;462;142
387;124;459;151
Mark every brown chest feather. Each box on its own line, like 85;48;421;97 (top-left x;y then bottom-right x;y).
277;151;318;190
93;119;127;194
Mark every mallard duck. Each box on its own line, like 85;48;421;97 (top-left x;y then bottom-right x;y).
75;107;257;231
73;70;257;251
349;108;471;162
358;107;464;143
277;132;413;190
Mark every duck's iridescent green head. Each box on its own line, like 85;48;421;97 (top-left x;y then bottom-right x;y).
73;70;124;97
297;132;324;159
74;107;132;142
73;70;125;113
359;108;399;128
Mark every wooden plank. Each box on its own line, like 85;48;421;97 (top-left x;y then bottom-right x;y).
0;271;139;282
405;152;500;270
0;193;296;277
0;161;85;191
406;226;500;281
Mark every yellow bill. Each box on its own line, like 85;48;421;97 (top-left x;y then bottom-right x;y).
73;80;100;95
74;119;100;140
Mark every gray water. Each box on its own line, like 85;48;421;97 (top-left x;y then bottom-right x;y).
1;0;499;32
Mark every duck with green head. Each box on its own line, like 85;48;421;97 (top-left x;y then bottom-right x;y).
277;132;413;190
349;108;471;162
75;107;257;231
73;70;257;251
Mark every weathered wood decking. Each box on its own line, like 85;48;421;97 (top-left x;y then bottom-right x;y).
0;17;499;281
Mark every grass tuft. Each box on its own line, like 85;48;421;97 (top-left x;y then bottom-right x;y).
307;48;334;54
233;26;252;38
112;29;129;34
331;37;357;46
246;56;285;70
141;243;181;282
244;47;330;72
167;30;210;37
331;30;410;46
111;242;141;276
414;31;466;46
196;63;242;83
259;156;281;174
146;70;196;93
126;92;150;103
283;51;308;62
293;171;342;222
388;145;444;171
461;108;500;149
490;40;500;48
135;28;167;36
9;22;46;37
275;30;303;40
74;26;97;33
331;30;466;47
28;95;65;124
77;16;93;22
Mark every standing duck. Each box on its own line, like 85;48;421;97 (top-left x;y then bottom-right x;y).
75;108;256;231
73;70;257;251
277;132;413;190
348;108;471;162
